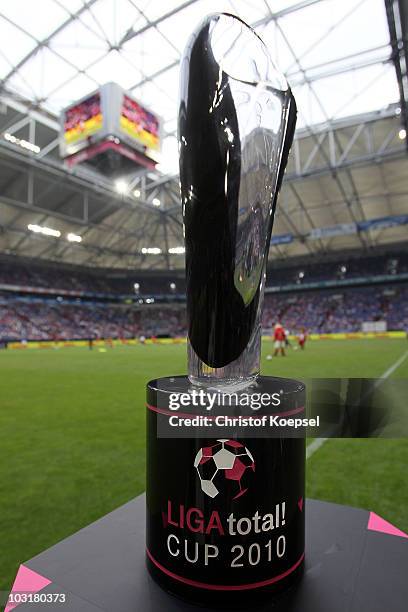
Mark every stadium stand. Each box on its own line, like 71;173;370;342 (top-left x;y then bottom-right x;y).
0;300;187;342
263;286;408;334
1;250;407;296
269;251;408;285
0;260;184;296
0;283;407;342
0;252;407;342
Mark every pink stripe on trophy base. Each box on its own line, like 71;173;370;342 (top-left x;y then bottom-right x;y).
146;548;304;591
5;564;51;612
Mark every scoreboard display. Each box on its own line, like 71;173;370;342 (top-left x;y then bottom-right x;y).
60;83;162;173
120;95;160;151
63;93;103;147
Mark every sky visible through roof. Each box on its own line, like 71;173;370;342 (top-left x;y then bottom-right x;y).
0;0;399;175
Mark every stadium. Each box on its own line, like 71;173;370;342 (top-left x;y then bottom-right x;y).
0;0;407;609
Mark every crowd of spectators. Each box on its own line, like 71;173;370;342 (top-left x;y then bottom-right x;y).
0;301;187;342
0;251;406;296
0;261;183;295
0;284;406;342
269;252;408;286
263;285;408;334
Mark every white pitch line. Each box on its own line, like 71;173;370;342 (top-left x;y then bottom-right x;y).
306;348;408;461
379;348;408;380
306;437;329;459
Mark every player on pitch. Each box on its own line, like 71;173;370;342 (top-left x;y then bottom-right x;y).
298;327;307;350
273;323;286;357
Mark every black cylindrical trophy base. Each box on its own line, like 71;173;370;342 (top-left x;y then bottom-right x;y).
146;376;305;608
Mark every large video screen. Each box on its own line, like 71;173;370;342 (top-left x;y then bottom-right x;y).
63;93;103;146
120;95;160;151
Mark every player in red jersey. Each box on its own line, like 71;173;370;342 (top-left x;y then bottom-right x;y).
298;327;307;350
273;323;286;357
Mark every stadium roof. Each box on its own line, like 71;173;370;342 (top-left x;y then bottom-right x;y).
0;0;407;269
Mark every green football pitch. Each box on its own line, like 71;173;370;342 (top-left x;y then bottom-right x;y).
0;338;407;591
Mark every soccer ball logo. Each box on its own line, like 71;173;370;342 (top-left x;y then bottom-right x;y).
194;439;255;500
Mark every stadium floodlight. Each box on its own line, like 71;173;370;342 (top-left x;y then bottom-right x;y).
27;224;61;238
27;224;42;233
4;132;40;154
115;179;128;194
168;246;185;254
67;233;82;243
152;198;161;207
133;189;141;197
398;128;406;140
141;247;161;254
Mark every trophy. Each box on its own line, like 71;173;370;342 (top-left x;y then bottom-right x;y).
146;14;304;606
179;13;296;389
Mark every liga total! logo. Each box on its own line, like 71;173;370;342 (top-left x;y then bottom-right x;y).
194;439;255;500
